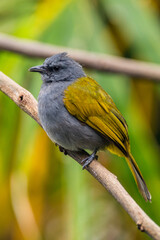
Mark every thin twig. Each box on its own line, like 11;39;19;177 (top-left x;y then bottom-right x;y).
0;33;160;81
0;71;160;240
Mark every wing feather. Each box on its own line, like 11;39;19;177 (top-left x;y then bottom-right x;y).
63;77;129;155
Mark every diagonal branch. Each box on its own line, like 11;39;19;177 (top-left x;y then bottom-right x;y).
0;33;160;81
0;71;160;240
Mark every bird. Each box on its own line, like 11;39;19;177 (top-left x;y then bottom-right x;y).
29;52;151;201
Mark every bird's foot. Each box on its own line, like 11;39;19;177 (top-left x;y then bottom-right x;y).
58;145;68;155
81;150;98;169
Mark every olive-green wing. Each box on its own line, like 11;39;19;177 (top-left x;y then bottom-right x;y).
63;77;129;155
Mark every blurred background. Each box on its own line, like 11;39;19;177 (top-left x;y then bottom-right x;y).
0;0;160;239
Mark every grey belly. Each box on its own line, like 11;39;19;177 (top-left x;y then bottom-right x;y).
38;103;106;151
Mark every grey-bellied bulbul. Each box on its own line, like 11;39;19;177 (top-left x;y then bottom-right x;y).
29;52;151;201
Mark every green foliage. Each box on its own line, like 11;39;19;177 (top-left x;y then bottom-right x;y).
0;0;160;239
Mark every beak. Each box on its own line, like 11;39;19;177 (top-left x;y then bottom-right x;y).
29;65;45;73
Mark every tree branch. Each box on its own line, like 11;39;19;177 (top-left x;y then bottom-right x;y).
0;71;160;240
0;33;160;81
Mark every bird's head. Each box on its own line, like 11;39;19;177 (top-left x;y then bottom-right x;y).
29;52;86;83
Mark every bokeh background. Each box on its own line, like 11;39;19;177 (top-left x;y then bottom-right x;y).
0;0;160;239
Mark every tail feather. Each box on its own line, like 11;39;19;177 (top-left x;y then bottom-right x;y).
125;154;151;202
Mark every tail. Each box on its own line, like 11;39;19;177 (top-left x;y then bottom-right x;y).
125;154;151;202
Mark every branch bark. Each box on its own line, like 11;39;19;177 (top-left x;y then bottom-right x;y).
0;33;160;81
0;71;160;240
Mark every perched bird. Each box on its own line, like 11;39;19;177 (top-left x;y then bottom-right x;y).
29;52;151;201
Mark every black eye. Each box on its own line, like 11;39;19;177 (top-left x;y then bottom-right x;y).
53;65;60;71
47;65;60;72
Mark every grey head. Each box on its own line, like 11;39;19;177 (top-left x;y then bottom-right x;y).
29;52;86;83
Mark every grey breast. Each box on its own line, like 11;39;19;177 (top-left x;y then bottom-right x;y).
38;81;107;151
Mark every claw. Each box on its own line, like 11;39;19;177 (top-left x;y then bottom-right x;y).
59;146;68;155
81;149;98;169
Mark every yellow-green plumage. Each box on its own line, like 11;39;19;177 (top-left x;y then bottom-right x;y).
64;76;151;201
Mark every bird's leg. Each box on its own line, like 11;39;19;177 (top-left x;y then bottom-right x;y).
81;149;98;169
